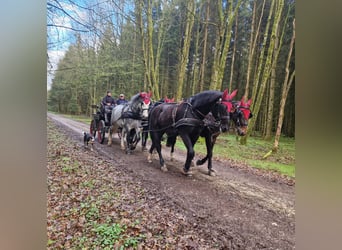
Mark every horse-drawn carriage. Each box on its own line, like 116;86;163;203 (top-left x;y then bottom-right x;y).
88;89;252;176
90;104;113;144
90;91;152;149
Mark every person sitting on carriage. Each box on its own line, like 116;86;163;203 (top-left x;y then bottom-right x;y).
116;93;128;105
102;90;116;123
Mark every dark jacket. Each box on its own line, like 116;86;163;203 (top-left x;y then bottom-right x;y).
116;99;128;105
102;95;115;106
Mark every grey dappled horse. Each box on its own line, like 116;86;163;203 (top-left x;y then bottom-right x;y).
108;92;152;154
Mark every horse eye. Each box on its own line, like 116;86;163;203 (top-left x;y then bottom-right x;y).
249;113;253;119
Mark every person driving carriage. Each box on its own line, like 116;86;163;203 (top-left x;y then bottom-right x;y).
102;90;116;123
116;93;128;105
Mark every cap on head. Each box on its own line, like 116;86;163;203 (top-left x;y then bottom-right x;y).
120;94;124;97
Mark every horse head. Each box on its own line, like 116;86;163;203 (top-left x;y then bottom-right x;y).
210;89;238;133
164;96;175;103
231;98;253;136
139;91;152;119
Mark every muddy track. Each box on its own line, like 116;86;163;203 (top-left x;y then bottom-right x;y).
48;113;295;249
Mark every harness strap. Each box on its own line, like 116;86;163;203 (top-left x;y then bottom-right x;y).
174;118;204;129
120;111;141;120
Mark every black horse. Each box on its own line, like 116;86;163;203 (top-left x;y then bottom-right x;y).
165;89;239;175
141;96;175;151
147;90;230;175
195;97;253;174
230;98;253;136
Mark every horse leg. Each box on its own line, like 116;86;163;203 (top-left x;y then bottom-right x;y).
107;125;112;146
171;142;175;161
131;128;140;151
149;132;167;171
179;133;195;175
141;126;148;151
121;127;126;150
166;135;176;161
147;142;155;163
207;135;219;176
196;129;210;166
125;129;132;154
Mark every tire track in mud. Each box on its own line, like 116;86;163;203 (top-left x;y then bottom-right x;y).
48;113;295;249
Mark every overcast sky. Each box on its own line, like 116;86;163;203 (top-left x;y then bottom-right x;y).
47;0;87;90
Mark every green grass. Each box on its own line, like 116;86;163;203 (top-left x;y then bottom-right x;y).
61;114;92;124
174;133;295;177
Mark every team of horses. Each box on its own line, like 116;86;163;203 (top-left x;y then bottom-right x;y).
105;89;252;176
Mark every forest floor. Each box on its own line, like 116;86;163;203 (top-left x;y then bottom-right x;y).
47;113;295;249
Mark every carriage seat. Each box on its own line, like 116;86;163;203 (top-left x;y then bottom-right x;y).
101;103;114;124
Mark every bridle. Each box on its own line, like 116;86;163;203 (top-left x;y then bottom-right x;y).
231;103;253;128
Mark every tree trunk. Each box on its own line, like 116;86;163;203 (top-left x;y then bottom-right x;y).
210;0;242;91
136;0;150;91
147;0;160;99
199;0;210;92
241;0;283;145
264;24;279;140
264;3;292;138
176;0;195;101
244;0;266;101
229;11;239;91
191;1;203;95
273;19;295;151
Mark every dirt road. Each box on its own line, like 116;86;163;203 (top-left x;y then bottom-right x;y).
48;113;295;249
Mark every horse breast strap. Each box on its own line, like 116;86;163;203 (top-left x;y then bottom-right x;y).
172;102;205;128
120;103;141;120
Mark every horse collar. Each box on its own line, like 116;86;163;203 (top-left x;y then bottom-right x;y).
183;101;206;119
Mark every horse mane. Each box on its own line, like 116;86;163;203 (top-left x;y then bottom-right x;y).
129;93;141;103
189;90;222;109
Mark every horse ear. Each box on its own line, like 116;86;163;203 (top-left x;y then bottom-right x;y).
240;97;245;106
230;89;238;99
246;99;252;106
222;89;229;101
171;98;175;102
148;91;152;98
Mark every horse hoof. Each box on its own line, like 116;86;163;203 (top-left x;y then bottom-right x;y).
182;169;192;176
208;169;217;176
161;165;168;172
147;154;152;163
196;160;203;166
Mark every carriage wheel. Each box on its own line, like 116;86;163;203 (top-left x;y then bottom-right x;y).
90;120;96;137
97;120;105;144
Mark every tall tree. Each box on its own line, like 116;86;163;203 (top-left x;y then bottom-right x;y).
176;0;196;101
273;18;295;151
243;0;266;101
241;0;284;145
199;0;210;92
229;10;239;91
264;2;293;140
210;0;243;91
